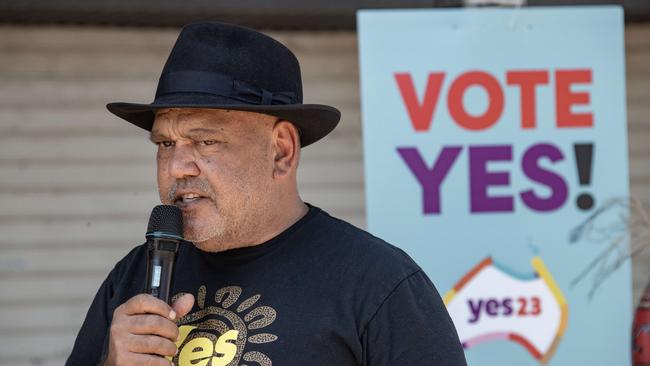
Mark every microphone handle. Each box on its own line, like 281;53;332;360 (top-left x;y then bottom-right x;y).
145;238;179;304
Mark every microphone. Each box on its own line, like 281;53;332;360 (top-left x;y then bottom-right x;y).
144;205;184;304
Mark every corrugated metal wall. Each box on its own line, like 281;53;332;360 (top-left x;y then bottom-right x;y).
0;24;647;365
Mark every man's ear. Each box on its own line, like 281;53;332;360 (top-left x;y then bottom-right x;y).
271;120;300;178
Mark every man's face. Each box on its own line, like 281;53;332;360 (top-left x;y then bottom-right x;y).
151;108;278;250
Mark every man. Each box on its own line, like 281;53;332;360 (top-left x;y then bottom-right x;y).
66;22;466;366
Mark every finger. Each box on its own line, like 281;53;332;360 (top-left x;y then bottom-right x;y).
128;334;178;357
129;353;173;366
171;293;195;319
122;294;175;320
128;314;179;341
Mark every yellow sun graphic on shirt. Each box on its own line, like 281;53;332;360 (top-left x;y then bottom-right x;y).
169;285;277;366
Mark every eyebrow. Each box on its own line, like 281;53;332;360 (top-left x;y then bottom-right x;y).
148;127;224;142
149;131;166;143
185;127;224;137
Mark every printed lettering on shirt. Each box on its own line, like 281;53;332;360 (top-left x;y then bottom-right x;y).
167;285;278;366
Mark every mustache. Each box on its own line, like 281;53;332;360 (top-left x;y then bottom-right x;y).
167;178;215;203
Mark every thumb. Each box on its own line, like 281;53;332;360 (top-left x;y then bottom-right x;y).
171;293;195;319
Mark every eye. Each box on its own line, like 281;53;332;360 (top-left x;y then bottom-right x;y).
158;141;175;148
201;140;219;146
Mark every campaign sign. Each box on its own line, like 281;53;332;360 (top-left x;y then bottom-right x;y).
358;6;630;365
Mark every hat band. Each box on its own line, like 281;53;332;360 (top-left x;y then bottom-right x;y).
155;71;298;105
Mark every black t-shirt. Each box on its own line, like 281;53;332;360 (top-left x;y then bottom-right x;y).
66;205;466;366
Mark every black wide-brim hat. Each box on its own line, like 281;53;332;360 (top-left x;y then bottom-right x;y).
107;22;340;147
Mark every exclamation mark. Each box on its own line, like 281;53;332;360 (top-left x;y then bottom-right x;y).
574;143;594;210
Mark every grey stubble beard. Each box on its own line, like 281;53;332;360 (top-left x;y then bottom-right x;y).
166;177;222;243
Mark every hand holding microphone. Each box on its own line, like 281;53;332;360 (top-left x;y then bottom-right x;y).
102;206;194;366
103;293;193;366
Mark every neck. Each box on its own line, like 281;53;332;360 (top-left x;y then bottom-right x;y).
251;196;309;245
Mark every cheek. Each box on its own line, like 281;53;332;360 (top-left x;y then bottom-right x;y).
156;159;173;202
198;155;268;193
197;157;229;189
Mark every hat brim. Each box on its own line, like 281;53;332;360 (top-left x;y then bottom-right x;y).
106;102;341;147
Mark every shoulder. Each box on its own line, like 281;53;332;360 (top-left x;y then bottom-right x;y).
112;243;148;277
103;243;149;296
307;206;422;286
303;207;435;331
312;207;418;262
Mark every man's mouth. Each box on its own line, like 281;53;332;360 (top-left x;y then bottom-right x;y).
174;192;210;207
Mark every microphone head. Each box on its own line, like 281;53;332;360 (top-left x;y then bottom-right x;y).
146;205;184;240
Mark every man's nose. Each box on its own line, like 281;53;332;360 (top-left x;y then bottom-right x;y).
169;144;200;179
